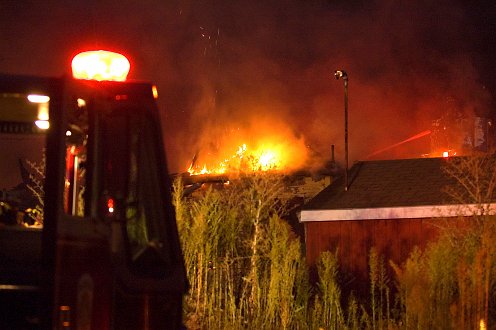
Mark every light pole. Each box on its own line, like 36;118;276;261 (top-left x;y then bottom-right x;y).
334;70;349;191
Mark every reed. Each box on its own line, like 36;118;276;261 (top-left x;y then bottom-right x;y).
175;173;309;329
174;153;496;328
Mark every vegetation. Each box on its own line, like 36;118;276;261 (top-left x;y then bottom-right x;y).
174;173;310;329
174;153;496;329
390;153;496;329
24;156;45;225
0;156;45;227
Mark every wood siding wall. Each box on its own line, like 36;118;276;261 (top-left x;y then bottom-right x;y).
304;218;442;295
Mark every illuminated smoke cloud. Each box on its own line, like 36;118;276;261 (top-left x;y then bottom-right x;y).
0;0;492;172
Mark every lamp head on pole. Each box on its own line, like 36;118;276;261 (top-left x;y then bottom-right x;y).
334;70;348;80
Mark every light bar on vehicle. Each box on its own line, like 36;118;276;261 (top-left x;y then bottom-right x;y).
27;94;50;103
71;50;130;82
35;120;50;129
28;94;50;130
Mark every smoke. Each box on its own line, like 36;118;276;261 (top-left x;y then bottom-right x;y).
163;0;493;171
0;0;493;172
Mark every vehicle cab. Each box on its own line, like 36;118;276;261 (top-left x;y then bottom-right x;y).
0;51;187;329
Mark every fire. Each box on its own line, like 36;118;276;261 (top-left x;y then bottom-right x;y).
186;117;310;176
187;143;289;175
259;150;276;169
428;149;457;158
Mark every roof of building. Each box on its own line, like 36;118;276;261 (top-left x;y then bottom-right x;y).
300;156;496;221
303;157;460;211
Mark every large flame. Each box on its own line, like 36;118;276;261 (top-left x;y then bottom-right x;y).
187;142;290;175
186;116;311;176
187;128;310;176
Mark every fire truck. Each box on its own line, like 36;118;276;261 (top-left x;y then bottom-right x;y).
0;51;187;329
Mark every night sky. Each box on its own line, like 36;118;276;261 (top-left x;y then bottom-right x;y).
1;0;495;173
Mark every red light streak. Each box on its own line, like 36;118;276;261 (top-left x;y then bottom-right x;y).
366;130;432;159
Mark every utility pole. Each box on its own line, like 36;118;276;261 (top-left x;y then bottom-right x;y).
334;70;349;191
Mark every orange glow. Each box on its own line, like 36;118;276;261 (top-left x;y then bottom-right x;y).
186;117;309;176
259;150;276;168
432;149;457;158
71;50;130;81
188;142;293;175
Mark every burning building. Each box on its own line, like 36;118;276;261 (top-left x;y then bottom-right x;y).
178;139;336;202
176;114;337;199
174;133;339;240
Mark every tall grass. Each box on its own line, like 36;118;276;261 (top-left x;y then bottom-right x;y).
174;173;311;329
173;175;414;329
174;162;496;329
369;248;391;330
310;251;345;329
391;220;496;329
175;173;398;329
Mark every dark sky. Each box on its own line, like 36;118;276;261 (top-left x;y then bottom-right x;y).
1;0;495;173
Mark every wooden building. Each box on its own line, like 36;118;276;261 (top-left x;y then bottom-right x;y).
299;157;490;295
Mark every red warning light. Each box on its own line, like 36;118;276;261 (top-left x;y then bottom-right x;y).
72;50;130;82
107;198;115;214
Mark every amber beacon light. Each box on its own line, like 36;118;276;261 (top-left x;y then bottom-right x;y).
71;50;130;81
